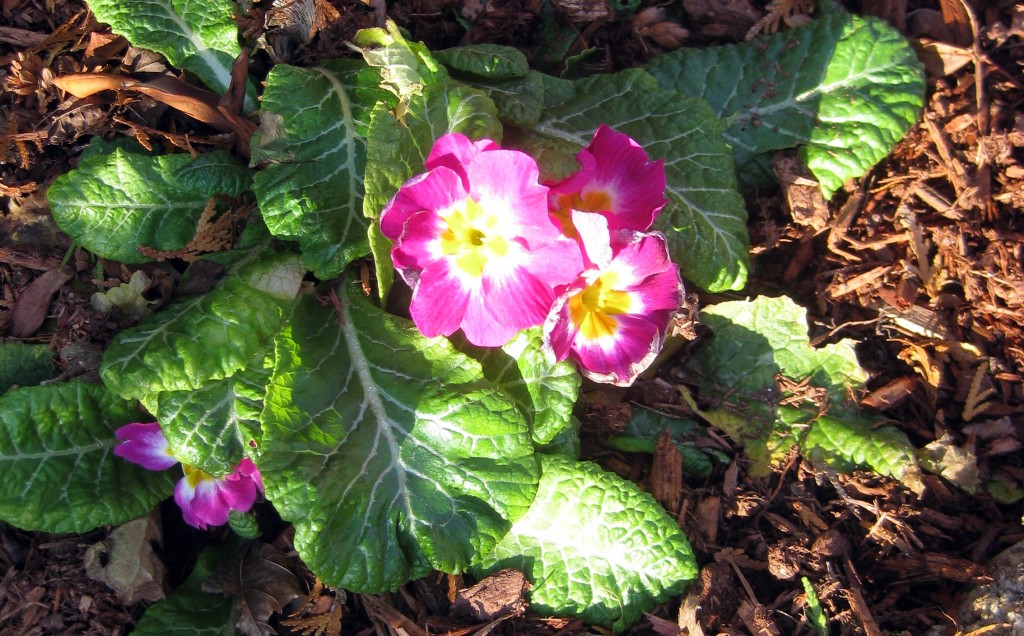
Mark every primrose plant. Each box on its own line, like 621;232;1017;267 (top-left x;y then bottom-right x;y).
0;1;928;633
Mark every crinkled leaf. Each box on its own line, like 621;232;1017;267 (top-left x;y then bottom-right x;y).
148;350;274;476
260;288;539;593
174;150;253;195
474;455;697;633
100;251;304;400
434;44;529;79
354;21;447;104
251;62;387;279
602;407;715;477
133;544;240;636
0;342;52;393
470;71;546;128
645;11;925;197
0;381;177;533
48;145;251;264
684;296;919;485
460;328;580;445
519;68;748;292
362;70;500;303
86;0;253;109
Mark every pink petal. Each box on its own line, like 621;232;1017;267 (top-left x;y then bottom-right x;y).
409;260;473;339
425;133;500;179
175;470;229;530
114;422;178;471
380;167;467;240
390;209;448;276
569;314;663;386
463;150;552;242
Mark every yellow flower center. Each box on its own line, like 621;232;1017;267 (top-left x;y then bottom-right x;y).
439;198;508;277
568;272;633;341
183;463;213;488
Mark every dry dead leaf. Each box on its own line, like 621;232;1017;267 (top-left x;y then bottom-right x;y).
10;265;73;337
137;199;244;262
451;569;528;622
203;541;304;636
746;0;815;40
280;580;344;636
83;514;166;605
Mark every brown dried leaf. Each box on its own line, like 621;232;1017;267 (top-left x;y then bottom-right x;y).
137;199;243;262
451;569;528;622
10;266;73;338
746;0;815;40
203;542;304;636
280;580;343;636
651;429;683;514
83;515;165;605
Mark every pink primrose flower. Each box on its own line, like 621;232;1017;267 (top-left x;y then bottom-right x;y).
543;212;682;386
174;459;263;530
114;422;178;471
548;124;667;234
114;422;264;530
380;133;583;347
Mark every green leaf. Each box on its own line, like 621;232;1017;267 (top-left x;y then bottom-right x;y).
260;288;539;592
460;328;580;446
434;44;530;79
0;381;177;533
48;145;251;264
474;455;697;633
602;407;715;477
468;71;547;128
645;11;925;198
802;576;829;636
148;350;273;476
517;68;749;292
100;251;304;400
683;296;920;485
360;36;501;302
85;0;253;109
0;342;52;393
251;61;387;279
133;544;240;636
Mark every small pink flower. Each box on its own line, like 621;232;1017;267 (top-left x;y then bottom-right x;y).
174;459;263;530
543;213;682;386
114;422;264;530
380;133;583;347
548;124;667;234
114;422;178;471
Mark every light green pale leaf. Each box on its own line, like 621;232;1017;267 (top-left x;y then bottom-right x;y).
684;296;919;484
0;342;52;393
48;145;251;264
0;381;177;533
251;62;385;279
100;252;304;400
461;328;580;445
645;11;924;197
475;455;697;633
260;288;539;593
85;0;252;108
520;68;748;292
434;44;529;79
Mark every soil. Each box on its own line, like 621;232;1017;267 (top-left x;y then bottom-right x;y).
2;0;1023;634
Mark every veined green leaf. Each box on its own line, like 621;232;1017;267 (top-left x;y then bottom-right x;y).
516;68;748;292
48;145;252;264
434;44;530;79
86;0;253;109
0;381;177;533
133;544;240;635
684;296;920;486
251;62;386;279
646;11;925;197
460;328;580;446
0;342;52;394
147;350;273;477
100;251;304;400
260;288;539;593
475;455;697;633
